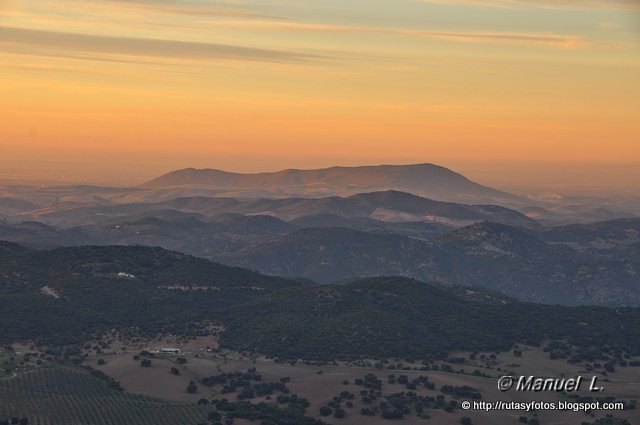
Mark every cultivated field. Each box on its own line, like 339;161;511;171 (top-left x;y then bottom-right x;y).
0;366;211;425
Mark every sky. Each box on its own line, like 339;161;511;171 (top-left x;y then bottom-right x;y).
1;0;639;192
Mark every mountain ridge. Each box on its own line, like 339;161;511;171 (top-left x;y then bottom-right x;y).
142;163;520;204
2;242;639;361
223;221;640;306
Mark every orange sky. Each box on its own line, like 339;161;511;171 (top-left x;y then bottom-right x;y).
1;0;639;190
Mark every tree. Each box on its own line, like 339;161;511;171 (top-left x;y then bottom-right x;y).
170;367;180;375
140;359;151;367
187;380;198;394
97;359;106;366
319;406;332;417
461;417;473;425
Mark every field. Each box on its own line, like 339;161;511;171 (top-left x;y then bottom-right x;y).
0;366;211;425
78;342;640;425
2;332;639;425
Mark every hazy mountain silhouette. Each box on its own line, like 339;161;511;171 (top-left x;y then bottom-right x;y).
143;163;521;204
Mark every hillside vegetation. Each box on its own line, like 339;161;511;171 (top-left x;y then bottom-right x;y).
225;222;640;306
2;242;639;362
0;242;300;345
220;277;640;360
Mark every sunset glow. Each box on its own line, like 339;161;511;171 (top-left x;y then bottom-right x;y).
1;0;639;186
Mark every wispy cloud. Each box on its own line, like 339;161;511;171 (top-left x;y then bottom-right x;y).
101;0;285;19
597;22;622;30
417;0;640;10
0;26;318;63
219;20;588;49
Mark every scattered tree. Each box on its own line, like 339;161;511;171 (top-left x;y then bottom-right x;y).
187;380;198;394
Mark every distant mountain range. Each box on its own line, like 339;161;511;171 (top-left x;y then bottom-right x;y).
3;190;536;229
223;220;640;306
142;163;521;204
2;186;640;305
4;212;638;305
2;163;637;224
0;163;638;308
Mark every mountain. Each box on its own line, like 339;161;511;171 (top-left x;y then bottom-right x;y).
221;276;640;360
142;163;521;204
223;222;640;306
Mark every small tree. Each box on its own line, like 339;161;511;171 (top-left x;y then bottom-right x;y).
140;359;151;367
186;380;198;394
170;367;180;376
